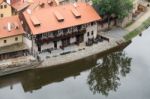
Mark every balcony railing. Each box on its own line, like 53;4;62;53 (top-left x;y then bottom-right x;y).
35;29;86;45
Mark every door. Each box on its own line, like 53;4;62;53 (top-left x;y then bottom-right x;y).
62;38;70;47
76;34;84;43
54;41;57;49
38;45;41;52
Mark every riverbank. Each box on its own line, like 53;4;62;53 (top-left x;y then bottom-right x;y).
0;25;147;76
124;17;150;41
0;56;40;76
124;6;150;41
37;36;125;68
1;4;150;76
0;29;127;76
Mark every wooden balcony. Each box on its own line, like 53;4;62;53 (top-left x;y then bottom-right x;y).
35;29;86;45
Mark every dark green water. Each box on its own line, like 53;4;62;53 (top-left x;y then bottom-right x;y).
0;27;150;99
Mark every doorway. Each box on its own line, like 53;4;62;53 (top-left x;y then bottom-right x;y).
38;45;41;52
54;41;57;49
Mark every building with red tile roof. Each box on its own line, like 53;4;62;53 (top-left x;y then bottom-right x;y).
0;0;3;4
0;15;24;39
0;0;103;62
6;0;57;13
22;2;101;56
0;15;29;60
0;0;12;18
23;2;101;35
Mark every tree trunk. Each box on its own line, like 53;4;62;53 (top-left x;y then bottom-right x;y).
107;15;111;30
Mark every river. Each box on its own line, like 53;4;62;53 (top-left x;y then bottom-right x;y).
0;27;150;99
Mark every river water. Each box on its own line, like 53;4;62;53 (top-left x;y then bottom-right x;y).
0;27;150;99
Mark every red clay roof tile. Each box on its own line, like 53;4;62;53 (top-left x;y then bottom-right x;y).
0;15;24;38
23;2;101;35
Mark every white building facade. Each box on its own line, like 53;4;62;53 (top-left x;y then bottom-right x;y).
22;2;101;58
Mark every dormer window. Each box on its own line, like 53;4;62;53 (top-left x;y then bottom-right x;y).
30;15;41;27
71;9;81;18
54;11;64;22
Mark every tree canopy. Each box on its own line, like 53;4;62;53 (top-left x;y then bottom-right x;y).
93;0;133;19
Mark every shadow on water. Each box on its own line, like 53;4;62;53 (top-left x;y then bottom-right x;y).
0;41;132;95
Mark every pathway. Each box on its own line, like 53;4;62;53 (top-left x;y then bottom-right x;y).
38;36;124;68
100;27;128;40
126;6;150;32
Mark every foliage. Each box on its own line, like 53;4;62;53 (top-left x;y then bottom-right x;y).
124;17;150;41
93;0;133;19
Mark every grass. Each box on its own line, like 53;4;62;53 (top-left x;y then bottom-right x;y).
125;21;133;28
124;17;150;41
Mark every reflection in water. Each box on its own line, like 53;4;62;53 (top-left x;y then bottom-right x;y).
0;42;131;96
87;51;132;96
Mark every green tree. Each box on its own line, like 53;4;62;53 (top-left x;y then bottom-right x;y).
93;0;133;28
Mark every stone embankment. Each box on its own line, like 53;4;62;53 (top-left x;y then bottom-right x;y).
0;28;126;76
0;56;40;76
1;3;150;75
37;33;125;68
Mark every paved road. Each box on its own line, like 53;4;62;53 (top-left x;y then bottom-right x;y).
101;27;128;40
38;38;122;68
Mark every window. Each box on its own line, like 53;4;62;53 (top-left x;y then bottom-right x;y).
0;5;3;9
67;28;72;33
91;31;94;35
88;23;91;27
58;30;63;34
81;24;86;29
77;25;81;30
4;5;7;8
73;27;78;32
15;37;18;41
4;40;7;43
0;14;3;18
43;33;47;37
91;22;94;26
87;32;89;36
48;32;51;36
63;28;67;33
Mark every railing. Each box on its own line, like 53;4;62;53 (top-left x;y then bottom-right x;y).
35;29;86;45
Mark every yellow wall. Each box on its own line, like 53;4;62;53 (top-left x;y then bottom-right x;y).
0;35;23;47
0;2;12;19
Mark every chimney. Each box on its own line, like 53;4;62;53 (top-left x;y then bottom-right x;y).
6;0;11;4
39;2;45;8
14;22;19;29
27;9;32;14
7;22;11;32
73;3;78;8
48;0;53;6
